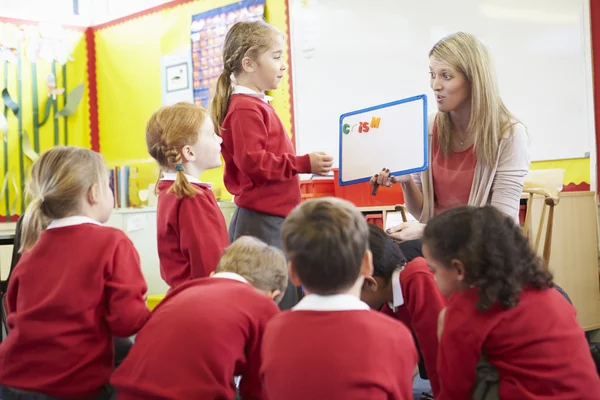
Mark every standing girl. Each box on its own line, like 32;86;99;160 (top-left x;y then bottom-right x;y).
211;20;333;309
147;102;229;289
0;146;149;400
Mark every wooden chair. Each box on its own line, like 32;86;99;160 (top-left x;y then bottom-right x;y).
521;181;560;265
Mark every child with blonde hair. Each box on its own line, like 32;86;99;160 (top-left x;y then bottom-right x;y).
111;236;287;400
147;102;229;289
211;20;333;309
0;146;149;400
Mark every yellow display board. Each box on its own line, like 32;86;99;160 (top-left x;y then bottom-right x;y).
95;0;294;202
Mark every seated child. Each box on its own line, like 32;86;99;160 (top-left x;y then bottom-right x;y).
424;205;600;399
261;197;417;400
361;223;446;396
111;236;287;400
0;147;149;400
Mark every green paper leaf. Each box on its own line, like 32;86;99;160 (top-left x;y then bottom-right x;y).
56;83;84;118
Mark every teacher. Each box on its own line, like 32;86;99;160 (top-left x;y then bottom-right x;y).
372;32;530;242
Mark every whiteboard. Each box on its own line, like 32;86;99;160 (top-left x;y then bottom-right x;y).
289;0;595;163
339;95;428;184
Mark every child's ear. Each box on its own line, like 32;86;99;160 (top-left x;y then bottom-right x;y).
181;145;195;162
362;276;379;293
241;56;257;73
451;259;466;282
87;183;100;206
288;261;302;287
360;249;374;277
268;289;282;302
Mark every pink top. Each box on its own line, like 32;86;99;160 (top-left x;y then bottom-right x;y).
431;126;477;215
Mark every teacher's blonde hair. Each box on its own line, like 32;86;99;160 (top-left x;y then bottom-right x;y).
430;32;518;167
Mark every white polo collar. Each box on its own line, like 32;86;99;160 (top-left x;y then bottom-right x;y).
388;268;405;311
233;85;273;103
160;172;212;188
211;272;248;284
293;293;370;311
47;216;102;230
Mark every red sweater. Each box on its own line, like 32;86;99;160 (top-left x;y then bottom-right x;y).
221;94;312;217
0;224;149;398
111;276;280;400
261;310;417;399
381;257;446;396
156;180;229;289
438;287;600;399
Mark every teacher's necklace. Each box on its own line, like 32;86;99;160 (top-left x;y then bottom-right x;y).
456;132;470;150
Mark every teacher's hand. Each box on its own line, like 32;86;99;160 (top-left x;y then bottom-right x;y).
386;222;425;242
370;168;412;187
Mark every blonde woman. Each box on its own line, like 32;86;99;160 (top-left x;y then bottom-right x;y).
373;32;530;242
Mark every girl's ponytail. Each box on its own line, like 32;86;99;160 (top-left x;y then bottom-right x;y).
20;197;47;252
210;70;233;134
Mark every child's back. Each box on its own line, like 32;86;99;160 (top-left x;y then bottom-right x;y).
111;236;287;400
156;177;228;288
262;296;417;399
441;286;600;399
0;147;149;399
261;198;418;400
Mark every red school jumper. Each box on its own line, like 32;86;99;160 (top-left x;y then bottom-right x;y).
111;274;280;400
380;256;446;396
156;177;229;289
261;294;418;399
220;94;312;218
0;219;149;398
438;287;600;399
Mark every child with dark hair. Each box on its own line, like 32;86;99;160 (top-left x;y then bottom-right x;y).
361;223;446;396
423;205;600;399
261;197;417;399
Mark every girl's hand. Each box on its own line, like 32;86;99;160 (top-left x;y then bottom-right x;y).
386;222;425;242
370;168;412;187
309;152;334;175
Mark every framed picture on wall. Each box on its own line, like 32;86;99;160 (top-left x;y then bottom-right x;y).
166;62;190;92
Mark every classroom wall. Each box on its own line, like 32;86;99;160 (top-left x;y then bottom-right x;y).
94;0;294;203
92;0;590;202
0;21;90;220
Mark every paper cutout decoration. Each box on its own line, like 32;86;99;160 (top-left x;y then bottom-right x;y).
46;73;65;100
56;83;84;118
38;98;53;127
0;46;17;64
22;131;39;163
0;114;8;133
2;89;19;117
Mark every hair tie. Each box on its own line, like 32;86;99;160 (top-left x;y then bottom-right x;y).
175;163;184;172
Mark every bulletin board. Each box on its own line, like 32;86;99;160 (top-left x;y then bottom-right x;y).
190;0;266;107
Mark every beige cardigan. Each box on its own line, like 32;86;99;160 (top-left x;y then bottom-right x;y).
412;113;531;223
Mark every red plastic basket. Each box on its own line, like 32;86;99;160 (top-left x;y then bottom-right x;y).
365;213;384;229
300;178;335;202
333;169;404;207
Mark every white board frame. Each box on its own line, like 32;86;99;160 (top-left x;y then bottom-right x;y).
338;94;428;186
